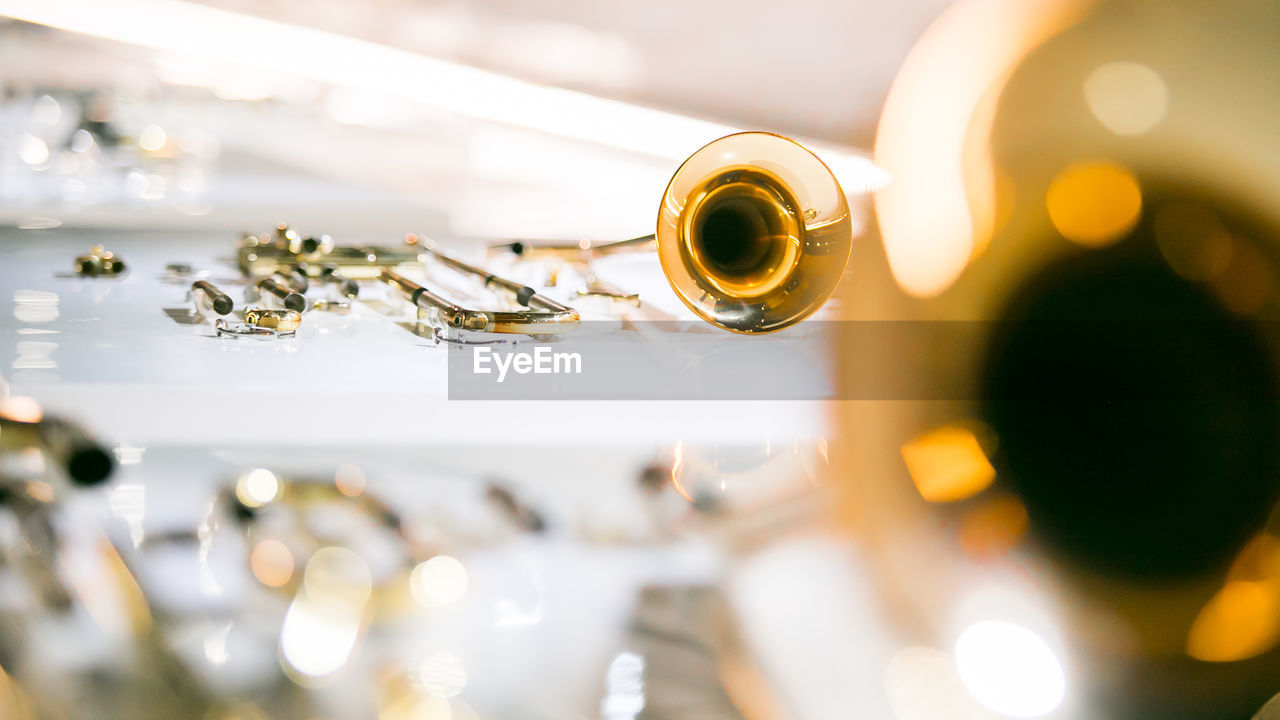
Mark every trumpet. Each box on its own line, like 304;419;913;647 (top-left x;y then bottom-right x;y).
239;132;852;335
493;132;854;334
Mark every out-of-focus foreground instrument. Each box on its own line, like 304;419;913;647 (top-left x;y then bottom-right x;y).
839;0;1280;718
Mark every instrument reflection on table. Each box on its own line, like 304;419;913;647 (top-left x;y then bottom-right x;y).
235;132;852;336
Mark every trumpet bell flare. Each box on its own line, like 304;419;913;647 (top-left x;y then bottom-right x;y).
656;132;852;333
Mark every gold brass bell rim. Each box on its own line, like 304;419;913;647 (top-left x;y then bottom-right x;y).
655;131;853;334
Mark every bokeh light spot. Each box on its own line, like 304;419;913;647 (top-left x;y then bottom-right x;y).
251;539;294;588
335;463;367;497
1045;161;1142;247
138;124;167;152
0;396;44;422
236;468;280;508
955;620;1066;717
410;555;469;607
1083;61;1168;136
1186;580;1280;662
901;425;996;503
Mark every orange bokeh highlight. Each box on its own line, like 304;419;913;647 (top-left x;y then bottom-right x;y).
901;425;996;503
251;539;295;588
1045;161;1142;247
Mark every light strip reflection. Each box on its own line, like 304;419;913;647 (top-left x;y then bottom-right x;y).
0;0;883;190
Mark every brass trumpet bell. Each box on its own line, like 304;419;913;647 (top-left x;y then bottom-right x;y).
656;132;853;333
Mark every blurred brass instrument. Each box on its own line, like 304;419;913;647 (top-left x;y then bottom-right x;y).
839;1;1280;718
238;226;417;279
73;244;126;277
0;407;115;616
0;406;220;720
0;413;115;486
492;132;853;334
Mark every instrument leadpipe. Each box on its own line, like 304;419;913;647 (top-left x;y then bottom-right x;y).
489;234;657;262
